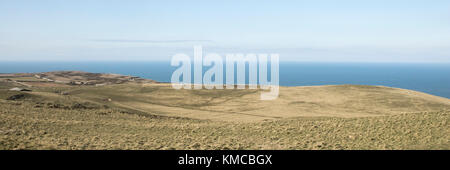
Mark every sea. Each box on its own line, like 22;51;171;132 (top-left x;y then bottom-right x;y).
0;61;449;99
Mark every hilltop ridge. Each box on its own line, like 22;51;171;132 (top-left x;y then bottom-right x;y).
1;71;449;122
0;71;155;87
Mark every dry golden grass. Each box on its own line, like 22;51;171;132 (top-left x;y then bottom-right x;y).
0;100;448;150
0;78;449;150
64;83;450;122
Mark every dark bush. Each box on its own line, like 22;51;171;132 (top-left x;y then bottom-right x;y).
6;94;25;100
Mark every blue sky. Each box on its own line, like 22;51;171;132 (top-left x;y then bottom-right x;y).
0;0;449;62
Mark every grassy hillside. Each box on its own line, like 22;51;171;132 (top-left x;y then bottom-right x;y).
0;72;449;149
46;83;450;122
0;100;448;150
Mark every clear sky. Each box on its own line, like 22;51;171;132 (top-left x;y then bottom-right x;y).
0;0;449;62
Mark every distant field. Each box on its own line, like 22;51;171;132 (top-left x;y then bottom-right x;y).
64;83;450;122
0;72;449;149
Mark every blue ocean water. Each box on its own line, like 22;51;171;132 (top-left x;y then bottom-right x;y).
0;61;449;98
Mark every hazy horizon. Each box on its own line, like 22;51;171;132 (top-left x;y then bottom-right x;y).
1;0;450;62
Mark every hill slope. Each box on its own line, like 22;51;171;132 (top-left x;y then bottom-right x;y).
0;100;448;149
0;71;449;149
63;83;449;122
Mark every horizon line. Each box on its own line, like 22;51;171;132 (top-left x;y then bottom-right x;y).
1;59;450;64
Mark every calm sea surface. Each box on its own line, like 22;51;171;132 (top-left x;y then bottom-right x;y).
1;61;449;98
